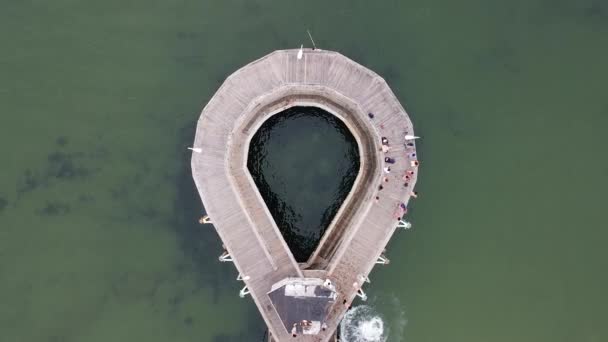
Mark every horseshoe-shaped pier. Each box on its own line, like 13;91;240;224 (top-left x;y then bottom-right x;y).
191;49;419;341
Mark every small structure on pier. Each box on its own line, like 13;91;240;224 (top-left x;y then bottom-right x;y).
269;278;336;336
191;49;418;341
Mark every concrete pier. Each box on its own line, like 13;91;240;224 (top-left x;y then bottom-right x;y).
191;49;418;341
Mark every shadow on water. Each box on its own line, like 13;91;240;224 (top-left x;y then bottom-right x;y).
247;106;360;262
10;136;108;217
0;197;8;212
533;0;608;27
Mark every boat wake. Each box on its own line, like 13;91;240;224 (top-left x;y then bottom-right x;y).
340;294;408;342
340;305;386;342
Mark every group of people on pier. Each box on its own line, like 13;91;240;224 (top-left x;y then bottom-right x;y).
290;320;328;338
370;113;419;221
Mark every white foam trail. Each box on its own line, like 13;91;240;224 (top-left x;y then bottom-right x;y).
387;294;408;342
359;316;384;340
340;294;409;342
340;305;386;342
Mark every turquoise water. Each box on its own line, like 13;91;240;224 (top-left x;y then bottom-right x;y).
248;106;359;262
1;1;607;341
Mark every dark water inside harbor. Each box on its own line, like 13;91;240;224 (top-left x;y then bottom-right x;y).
248;106;359;262
1;1;608;341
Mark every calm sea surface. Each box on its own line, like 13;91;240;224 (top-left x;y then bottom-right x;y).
1;1;607;341
248;106;359;262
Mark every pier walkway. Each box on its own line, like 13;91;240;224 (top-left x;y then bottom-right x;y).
191;49;418;341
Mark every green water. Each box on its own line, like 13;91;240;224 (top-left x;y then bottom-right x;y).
248;106;359;262
1;1;607;341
